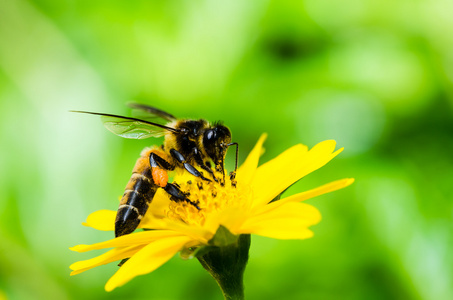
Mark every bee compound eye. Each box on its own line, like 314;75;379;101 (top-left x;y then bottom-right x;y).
206;130;215;140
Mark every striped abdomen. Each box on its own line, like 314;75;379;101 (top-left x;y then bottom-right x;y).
115;147;164;237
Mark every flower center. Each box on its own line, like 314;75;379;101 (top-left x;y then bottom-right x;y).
164;173;251;227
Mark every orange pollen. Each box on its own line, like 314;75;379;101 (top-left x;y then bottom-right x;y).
152;168;168;188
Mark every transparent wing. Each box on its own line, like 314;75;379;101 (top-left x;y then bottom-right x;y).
128;103;177;122
71;111;178;139
101;116;167;139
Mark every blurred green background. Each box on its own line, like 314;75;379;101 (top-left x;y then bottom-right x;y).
1;0;452;299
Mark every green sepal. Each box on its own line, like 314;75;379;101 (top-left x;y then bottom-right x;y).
180;244;216;260
179;226;239;260
208;225;239;247
197;233;251;300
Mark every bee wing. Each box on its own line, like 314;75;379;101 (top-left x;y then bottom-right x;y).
72;111;179;139
127;103;177;122
101;116;169;139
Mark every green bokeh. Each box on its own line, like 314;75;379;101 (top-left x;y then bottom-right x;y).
1;0;452;299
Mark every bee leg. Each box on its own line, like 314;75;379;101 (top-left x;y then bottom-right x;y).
170;149;211;182
226;142;238;187
193;151;218;182
199;163;218;182
164;183;200;210
149;152;175;187
150;152;175;170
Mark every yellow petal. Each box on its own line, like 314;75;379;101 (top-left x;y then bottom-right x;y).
240;202;321;240
254;226;315;240
105;235;192;292
236;134;267;185
70;230;183;252
81;208;163;232
242;202;321;229
82;210;116;231
142;189;171;221
251;140;343;208
69;245;144;275
141;191;212;243
204;205;250;236
144;217;212;243
252;178;355;216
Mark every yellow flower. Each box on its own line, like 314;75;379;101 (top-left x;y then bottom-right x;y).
70;134;354;291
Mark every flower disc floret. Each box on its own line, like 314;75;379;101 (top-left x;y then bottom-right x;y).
165;176;251;229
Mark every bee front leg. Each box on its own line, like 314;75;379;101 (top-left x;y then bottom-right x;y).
169;149;211;182
193;148;218;182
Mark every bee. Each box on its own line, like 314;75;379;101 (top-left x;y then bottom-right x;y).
73;103;238;237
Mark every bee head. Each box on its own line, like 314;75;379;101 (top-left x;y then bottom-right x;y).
203;124;232;170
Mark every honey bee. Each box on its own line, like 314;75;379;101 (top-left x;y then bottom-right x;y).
73;104;238;237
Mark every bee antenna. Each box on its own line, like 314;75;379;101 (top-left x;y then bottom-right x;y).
226;142;239;173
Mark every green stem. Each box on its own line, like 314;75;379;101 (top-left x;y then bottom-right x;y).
197;234;251;300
